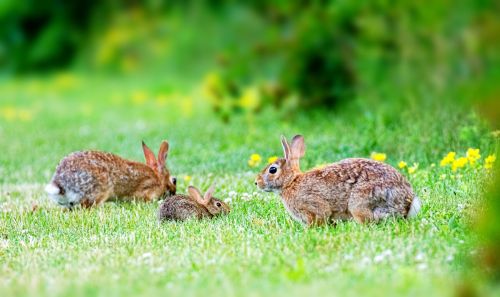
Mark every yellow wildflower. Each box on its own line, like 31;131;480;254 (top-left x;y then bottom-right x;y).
238;86;260;110
248;154;262;168
398;161;407;169
184;175;192;182
440;152;456;167
451;157;468;171
250;154;262;162
466;148;481;165
370;152;387;162
267;156;278;164
408;163;419;174
484;154;497;169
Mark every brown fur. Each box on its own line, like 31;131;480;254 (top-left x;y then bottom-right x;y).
46;140;176;208
158;185;230;222
256;135;417;226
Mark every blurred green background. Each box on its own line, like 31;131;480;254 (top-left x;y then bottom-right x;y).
1;0;499;116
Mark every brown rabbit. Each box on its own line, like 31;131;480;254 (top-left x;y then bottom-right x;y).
45;140;177;209
255;135;421;226
158;185;230;221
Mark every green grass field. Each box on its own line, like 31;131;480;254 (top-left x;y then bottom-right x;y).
0;73;498;296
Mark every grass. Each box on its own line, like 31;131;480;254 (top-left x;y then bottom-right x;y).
0;73;498;296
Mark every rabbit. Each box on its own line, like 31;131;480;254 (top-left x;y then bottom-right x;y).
255;135;421;226
158;185;230;221
45;140;177;209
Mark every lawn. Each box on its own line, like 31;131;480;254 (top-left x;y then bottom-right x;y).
0;73;498;296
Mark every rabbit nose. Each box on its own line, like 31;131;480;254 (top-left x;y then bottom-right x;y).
254;181;257;185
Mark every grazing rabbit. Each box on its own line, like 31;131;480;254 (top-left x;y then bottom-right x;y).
255;135;421;226
158;185;230;221
45;140;177;209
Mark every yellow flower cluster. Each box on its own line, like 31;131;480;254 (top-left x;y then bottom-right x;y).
238;87;260;110
466;148;480;165
451;157;468;171
248;154;262;167
407;163;419;174
370;152;387;162
267;156;278;164
247;149;496;178
248;154;279;168
398;160;418;174
0;107;34;122
438;148;497;172
484;154;497;169
440;152;456;167
440;148;484;171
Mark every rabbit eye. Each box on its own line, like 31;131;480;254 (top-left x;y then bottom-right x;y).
216;202;222;207
269;166;277;174
171;177;177;185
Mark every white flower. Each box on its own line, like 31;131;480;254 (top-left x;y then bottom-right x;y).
0;239;9;249
360;256;371;266
374;255;384;263
415;253;425;262
417;263;428;270
343;254;353;261
373;250;392;263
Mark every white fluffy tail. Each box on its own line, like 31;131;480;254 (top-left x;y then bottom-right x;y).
45;183;61;195
407;196;421;218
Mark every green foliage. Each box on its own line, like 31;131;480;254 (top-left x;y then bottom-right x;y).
0;0;96;71
2;1;498;112
477;169;500;280
197;0;499;118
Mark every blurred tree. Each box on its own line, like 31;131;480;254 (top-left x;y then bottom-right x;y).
0;0;100;71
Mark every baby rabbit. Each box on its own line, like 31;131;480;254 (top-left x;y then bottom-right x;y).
158;185;230;221
45;140;176;209
255;135;421;226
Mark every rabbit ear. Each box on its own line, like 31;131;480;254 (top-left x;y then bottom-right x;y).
281;135;291;160
142;141;157;168
203;184;215;203
290;135;305;159
157;140;169;168
188;186;206;205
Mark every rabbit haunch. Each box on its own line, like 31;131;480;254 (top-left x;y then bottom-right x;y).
46;141;176;208
256;135;421;226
